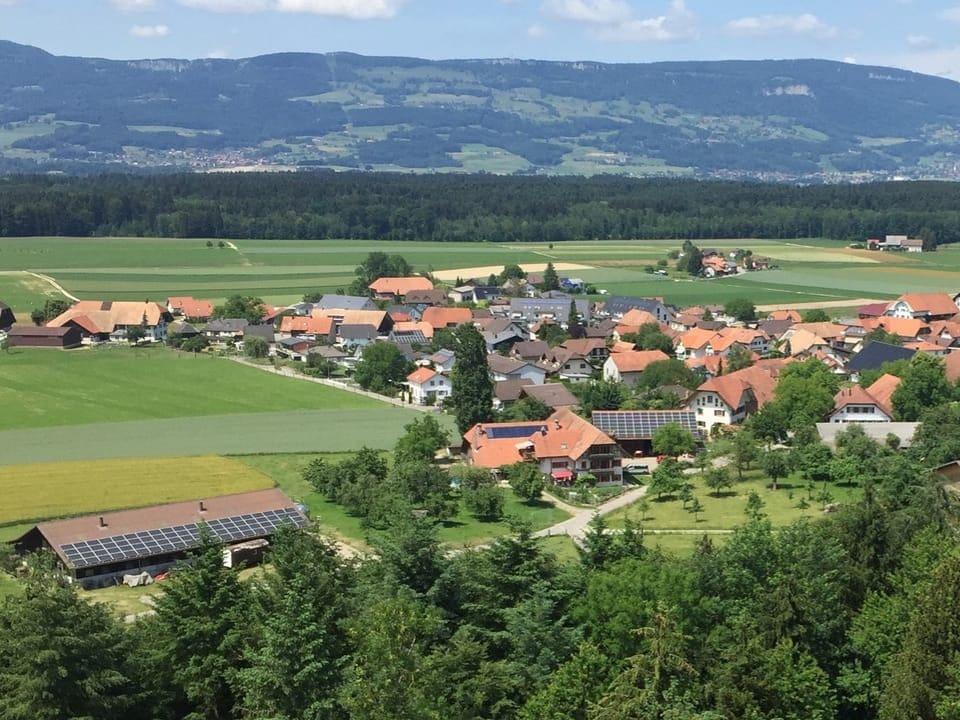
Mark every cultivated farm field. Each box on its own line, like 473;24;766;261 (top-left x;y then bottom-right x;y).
0;347;453;465
4;236;960;311
0;455;274;527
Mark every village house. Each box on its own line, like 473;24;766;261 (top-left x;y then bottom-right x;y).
539;348;594;383
477;317;528;352
277;315;336;343
277;336;315;361
511;340;550;363
598;296;675;324
166;297;214;322
685;359;790;435
421;306;473;330
826;374;901;423
464;408;623;485
314;294;377;311
867;235;924;253
487;353;546;385
204;318;248;342
520;382;579;410
559;337;610;364
884;292;960;322
602;349;671;386
510;297;591;324
403;289;448;306
405;366;453;406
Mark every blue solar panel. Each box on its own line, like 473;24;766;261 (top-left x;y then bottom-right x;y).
60;507;308;569
485;424;545;440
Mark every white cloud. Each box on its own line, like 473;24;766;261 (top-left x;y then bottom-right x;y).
725;13;838;39
276;0;401;19
544;0;696;42
527;22;546;38
906;34;936;49
879;45;960;78
544;0;632;25
178;0;271;11
206;47;230;58
130;23;170;36
941;6;960;23
111;0;157;11
178;0;400;17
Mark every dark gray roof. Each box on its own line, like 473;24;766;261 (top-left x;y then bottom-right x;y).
520;383;579;408
308;345;347;359
592;410;701;440
279;336;315;349
472;286;501;301
315;294;376;311
487;353;532;375
512;340;549;360
243;324;275;341
205;318;248;333
494;378;535;402
168;321;199;336
339;324;379;340
846;342;916;373
602;296;672;318
510;298;591;320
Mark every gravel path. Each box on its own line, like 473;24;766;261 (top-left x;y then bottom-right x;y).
533;485;648;541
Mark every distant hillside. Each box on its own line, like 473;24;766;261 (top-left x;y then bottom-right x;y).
3;41;960;180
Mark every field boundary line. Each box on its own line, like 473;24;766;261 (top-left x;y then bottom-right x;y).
226;356;438;412
24;270;79;301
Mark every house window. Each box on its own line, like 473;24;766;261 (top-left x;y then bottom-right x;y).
714;409;725;417
551;461;568;469
697;421;706;428
697;408;703;415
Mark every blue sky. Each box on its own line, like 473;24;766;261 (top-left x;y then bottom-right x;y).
3;1;960;79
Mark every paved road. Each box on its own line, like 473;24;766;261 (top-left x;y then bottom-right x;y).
533;485;648;541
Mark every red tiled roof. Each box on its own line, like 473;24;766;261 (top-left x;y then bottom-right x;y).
866;373;901;417
607;349;670;372
369;276;434;295
407;367;438;385
890;293;958;317
421;306;473;329
47;301;170;334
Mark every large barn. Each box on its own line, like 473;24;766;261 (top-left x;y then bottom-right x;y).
15;488;308;588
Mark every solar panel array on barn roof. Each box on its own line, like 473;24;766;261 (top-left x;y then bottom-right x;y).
592;410;700;440
485;424;546;440
60;507;307;569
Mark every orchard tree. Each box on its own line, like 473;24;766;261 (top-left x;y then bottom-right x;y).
243;335;269;358
731;429;758;480
704;465;733;497
892;352;954;421
503;462;547;504
450;323;494;434
724;297;757;323
354;342;412;396
649;457;684;500
761;449;791;491
651;422;697;457
213;294;265;324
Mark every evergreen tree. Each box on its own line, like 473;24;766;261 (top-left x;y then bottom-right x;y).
450;323;494;434
0;553;140;720
240;528;352;720
542;262;560;291
147;531;251;720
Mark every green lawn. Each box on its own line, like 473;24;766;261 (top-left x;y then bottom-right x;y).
237;452;570;548
536;534;582;563
0;272;65;315
606;469;863;532
0;571;22;601
0;346;387;430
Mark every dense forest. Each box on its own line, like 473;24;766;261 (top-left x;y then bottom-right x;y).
2;173;960;244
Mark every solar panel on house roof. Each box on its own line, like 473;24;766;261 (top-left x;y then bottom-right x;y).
485;424;545;440
59;507;307;569
592;411;700;440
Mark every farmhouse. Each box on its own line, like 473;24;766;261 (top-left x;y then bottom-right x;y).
15;488;308;589
867;235;924;252
369;276;434;300
47;300;172;343
7;325;82;349
464;408;623;485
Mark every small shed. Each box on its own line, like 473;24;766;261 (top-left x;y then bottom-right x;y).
8;325;82;349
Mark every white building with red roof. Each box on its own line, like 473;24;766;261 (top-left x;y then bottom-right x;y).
406;366;452;406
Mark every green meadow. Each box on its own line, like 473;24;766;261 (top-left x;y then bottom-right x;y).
6;235;958;311
0;346;454;465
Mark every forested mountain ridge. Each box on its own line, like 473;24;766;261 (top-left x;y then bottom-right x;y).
3;40;960;180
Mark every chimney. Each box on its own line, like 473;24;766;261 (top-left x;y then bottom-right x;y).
554;420;561;430
98;516;107;528
477;425;485;436
199;500;207;512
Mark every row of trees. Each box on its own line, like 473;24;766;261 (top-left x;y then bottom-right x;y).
2;173;960;244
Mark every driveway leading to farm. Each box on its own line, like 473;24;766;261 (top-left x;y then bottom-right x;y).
533;485;647;541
